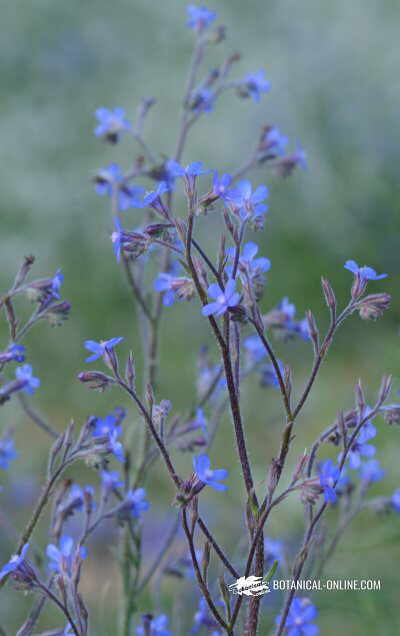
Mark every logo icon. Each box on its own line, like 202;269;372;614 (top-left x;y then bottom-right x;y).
228;576;270;597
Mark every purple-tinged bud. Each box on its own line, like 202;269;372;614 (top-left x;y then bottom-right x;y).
77;371;115;392
125;351;136;390
44;300;71;326
355;379;366;413
267;457;280;494
202;541;211;580
356;293;391;320
299;478;323;505
381;404;400;425
351;272;368;299
292;450;308;483
13;255;35;289
228;304;248;323
321;277;336;311
378;374;392;405
306;310;319;352
4;298;17;339
274;146;307;177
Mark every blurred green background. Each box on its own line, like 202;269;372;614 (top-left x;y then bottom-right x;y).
1;0;400;634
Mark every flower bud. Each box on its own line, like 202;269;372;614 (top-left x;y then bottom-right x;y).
356;293;391;320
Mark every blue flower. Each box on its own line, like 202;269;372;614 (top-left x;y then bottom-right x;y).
94;107;131;142
0;543;30;581
276;597;319;636
51;269;64;299
202;279;240;317
0;436;18;470
358;460;384;485
261;126;288;157
136;613;171;636
191;88;214;113
226;180;269;223
264;537;285;568
260;360;285;389
92;412;123;439
243;70;271;103
226;242;271;280
166;160;209;193
265;297;310;341
391;489;400;513
154;270;194;306
186;5;216;32
0;344;26;364
154;273;179;306
193;454;228;491
275;144;308;177
344;260;387;281
61;484;94;516
84;337;124;362
120;488;149;519
100;470;123;491
192;598;221;632
339;419;376;470
15;364;40;395
243;335;266;363
137;181;170;216
108;429;125;463
212;172;232;200
318;460;340;504
192;408;208;438
94;164;144;211
46;536;87;578
111;217;124;262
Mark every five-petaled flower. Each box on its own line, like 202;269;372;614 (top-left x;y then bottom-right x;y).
136;613;171;636
276;597;319;636
46;535;87;578
0;543;30;581
226;180;269;224
94;163;144;211
94;107;132;143
344;260;387;281
241;70;271;103
186;5;216;32
202;279;240;317
15;364;40;395
119;488;150;520
339;418;377;470
358;459;385;485
193;454;228;491
318;459;340;504
260;126;288;158
84;337;124;363
101;470;123;491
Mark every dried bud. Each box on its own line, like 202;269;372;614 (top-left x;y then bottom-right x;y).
292;450;308;483
356;293;391;320
202;541;211;581
381;404;400;425
125;351;136;390
299;478;323;505
321;277;336;310
378;374;392;405
306;310;319;350
267;457;280;493
355;379;366;413
351;272;368;299
77;371;115;392
44;300;71;326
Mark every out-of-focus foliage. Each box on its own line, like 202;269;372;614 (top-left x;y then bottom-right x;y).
1;1;399;634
